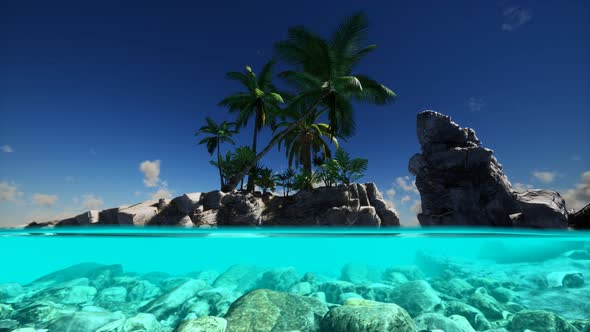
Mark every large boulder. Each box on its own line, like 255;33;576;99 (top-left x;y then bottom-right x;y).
172;193;203;214
47;311;125;332
390;280;443;317
117;200;159;225
174;316;227;332
320;298;416;332
140;279;208;320
224;289;328;332
365;182;400;226
569;202;590;229
409;111;568;228
511;310;578;332
213;265;265;293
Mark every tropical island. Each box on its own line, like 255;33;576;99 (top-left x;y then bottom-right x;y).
24;13;588;229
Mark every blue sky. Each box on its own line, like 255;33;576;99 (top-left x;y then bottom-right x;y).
1;0;589;226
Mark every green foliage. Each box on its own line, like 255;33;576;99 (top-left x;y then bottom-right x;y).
195;117;237;155
276;168;297;196
254;166;278;193
319;149;368;186
293;168;319;191
209;146;255;189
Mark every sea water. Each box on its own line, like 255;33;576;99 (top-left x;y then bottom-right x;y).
0;228;589;331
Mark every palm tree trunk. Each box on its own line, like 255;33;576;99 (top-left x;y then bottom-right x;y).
303;141;312;174
222;95;325;192
217;141;223;190
246;115;259;192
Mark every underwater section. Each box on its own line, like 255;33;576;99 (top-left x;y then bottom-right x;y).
0;228;589;332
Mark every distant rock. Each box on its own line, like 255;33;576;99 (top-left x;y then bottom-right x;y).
409;111;569;228
569;202;590;229
26;182;399;227
511;310;578;332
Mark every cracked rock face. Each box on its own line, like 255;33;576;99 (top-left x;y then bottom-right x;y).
409;111;568;228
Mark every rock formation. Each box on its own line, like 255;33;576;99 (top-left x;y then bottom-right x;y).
27;183;400;228
409;111;569;228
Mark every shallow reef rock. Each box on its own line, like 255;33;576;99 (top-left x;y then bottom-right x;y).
409;110;569;228
27;183;399;228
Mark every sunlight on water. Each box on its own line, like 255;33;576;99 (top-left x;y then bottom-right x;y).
1;227;589;331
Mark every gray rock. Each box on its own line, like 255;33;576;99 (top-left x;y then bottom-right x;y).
96;287;127;307
47;310;125;332
0;304;13;320
414;313;473;332
0;283;23;303
172;193;202;214
0;319;18;331
140;279;208;320
390;280;443;317
257;267;300;292
98;207;127;225
174;316;227;332
445;301;492;331
409;111;568;228
202;190;226;210
491;287;517;303
511;310;578;332
569;202;590;229
365;182;400;226
320;280;357;304
513;190;568;228
320;298;416;332
12;300;78;326
213;265;265;293
121;313;160;332
224;289;328;332
289;282;313;296
546;271;585;288
117;200;158;225
341;263;380;284
468;287;503;320
127;280;161;302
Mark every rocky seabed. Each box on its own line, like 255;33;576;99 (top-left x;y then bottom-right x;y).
1;249;589;332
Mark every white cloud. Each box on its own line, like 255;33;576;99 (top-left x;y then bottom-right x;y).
140;160;161;187
401;195;411;204
513;182;533;192
133;190;143;196
396;176;419;194
563;171;590;212
1;145;14;153
532;171;557;184
383;185;397;210
386;188;396;198
501;7;532;31
151;186;174;200
32;193;59;207
467;97;485;112
0;181;24;202
82;194;104;210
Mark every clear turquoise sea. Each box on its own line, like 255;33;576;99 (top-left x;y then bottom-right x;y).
1;228;589;331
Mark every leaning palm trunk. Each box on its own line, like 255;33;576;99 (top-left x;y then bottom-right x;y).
246;115;259;192
222;95;324;192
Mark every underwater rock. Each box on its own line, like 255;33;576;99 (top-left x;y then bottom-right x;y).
12;300;77;326
431;278;474;299
546;271;585;288
120;313;161;332
213;265;265;293
0;304;14;320
341;263;380;284
47;310;125;332
468;287;504;320
409;111;568;228
96;286;127;307
224;289;328;332
390;280;443;317
256;267;301;292
445;301;492;331
320;280;357;304
510;310;579;332
289;282;313;296
197;287;239;317
30;263;122;288
0;319;18;331
0;283;24;303
414;312;474;332
320;298;416;332
140;279;208;320
174;316;227;332
490;287;517;303
384;266;425;281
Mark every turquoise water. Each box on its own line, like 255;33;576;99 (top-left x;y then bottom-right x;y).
1;228;589;331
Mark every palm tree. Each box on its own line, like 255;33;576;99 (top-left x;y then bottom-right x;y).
222;12;396;192
219;61;284;191
272;106;339;174
196;117;237;189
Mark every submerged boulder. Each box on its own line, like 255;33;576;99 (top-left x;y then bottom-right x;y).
224;289;328;332
174;316;227;332
511;310;578;332
409;111;568;228
320;298;416;332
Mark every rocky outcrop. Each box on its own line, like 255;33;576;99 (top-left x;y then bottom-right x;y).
569;203;590;229
409;111;569;228
27;183;399;228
